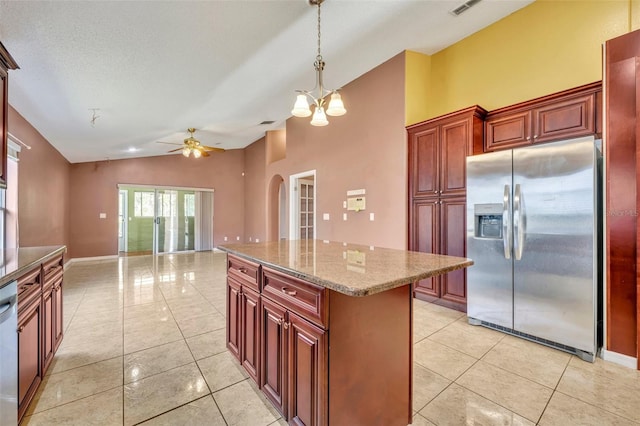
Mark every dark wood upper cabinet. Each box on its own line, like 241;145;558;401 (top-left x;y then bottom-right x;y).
485;82;602;151
0;42;19;188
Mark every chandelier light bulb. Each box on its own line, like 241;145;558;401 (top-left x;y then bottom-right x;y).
326;92;346;117
182;147;190;157
291;94;312;117
310;106;329;127
193;149;202;159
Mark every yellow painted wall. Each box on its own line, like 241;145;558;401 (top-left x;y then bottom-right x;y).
404;50;431;126
406;0;636;124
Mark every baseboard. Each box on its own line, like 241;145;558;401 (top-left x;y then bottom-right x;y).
601;349;638;369
65;255;118;267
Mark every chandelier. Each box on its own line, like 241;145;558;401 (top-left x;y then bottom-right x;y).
291;0;346;126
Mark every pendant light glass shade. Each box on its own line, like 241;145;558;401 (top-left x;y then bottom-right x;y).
291;94;312;117
326;92;346;116
310;106;329;127
193;149;202;158
182;147;190;157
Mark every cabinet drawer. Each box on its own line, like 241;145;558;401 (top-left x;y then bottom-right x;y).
42;254;63;274
228;255;260;292
17;267;41;309
263;267;326;328
43;266;63;288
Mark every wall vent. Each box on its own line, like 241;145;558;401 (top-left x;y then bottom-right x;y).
260;120;275;125
450;0;482;16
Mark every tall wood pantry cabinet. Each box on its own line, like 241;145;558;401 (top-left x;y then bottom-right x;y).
407;106;486;312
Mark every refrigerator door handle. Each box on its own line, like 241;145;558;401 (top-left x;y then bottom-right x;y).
514;184;526;260
502;184;512;259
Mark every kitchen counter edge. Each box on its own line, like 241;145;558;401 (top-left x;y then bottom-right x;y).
0;245;67;288
218;246;473;297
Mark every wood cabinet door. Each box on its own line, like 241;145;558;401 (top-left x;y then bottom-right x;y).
485;110;532;151
439;197;467;310
53;281;63;351
440;118;471;197
261;296;287;417
241;286;260;384
226;278;242;361
411;199;440;298
18;301;41;419
533;94;595;144
409;126;439;198
288;311;326;426
42;287;54;374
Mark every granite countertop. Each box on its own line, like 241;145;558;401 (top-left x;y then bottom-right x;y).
0;245;67;288
218;240;473;297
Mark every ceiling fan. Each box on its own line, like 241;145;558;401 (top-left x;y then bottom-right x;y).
157;128;225;158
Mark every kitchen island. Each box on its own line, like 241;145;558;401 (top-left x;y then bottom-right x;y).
219;240;472;426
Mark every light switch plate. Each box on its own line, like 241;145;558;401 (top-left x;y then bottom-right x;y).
99;213;106;219
323;213;330;220
369;212;375;221
343;213;347;221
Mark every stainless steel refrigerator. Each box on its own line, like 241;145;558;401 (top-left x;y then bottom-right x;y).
466;136;601;362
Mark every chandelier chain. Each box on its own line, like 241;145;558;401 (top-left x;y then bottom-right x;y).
317;1;322;60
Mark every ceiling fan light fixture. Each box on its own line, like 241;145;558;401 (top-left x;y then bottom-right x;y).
193;149;202;159
310;106;329;127
182;147;190;157
326;92;346;116
291;94;312;117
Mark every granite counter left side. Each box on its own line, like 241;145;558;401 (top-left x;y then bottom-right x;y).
0;245;66;288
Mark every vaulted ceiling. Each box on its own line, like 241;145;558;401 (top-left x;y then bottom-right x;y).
0;0;532;163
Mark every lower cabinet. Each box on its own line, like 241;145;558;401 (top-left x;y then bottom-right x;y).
18;298;41;422
287;311;326;426
226;278;241;360
17;252;65;423
241;286;260;383
260;296;287;416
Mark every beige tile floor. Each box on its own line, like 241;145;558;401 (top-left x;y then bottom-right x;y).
21;251;640;425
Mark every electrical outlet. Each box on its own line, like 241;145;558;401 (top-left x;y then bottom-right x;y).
236;236;240;241
224;236;228;241
323;213;330;220
370;212;375;221
99;213;106;219
249;237;252;242
343;213;347;221
255;239;260;243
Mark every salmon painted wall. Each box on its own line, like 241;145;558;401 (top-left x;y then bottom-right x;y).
406;0;636;124
261;52;406;250
244;137;266;243
8;106;70;249
68;151;245;259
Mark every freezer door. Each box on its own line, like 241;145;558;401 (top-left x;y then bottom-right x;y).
466;150;513;328
512;136;597;353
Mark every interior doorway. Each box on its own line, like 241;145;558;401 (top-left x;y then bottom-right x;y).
118;184;213;256
289;170;316;240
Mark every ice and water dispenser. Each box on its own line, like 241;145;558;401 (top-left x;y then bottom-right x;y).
473;203;503;239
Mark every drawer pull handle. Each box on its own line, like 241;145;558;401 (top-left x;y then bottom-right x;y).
281;287;297;297
238;267;248;274
283;321;290;330
17;326;24;333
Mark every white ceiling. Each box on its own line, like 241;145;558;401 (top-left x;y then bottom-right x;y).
0;0;533;163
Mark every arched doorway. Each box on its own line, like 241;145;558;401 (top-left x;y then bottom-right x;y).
267;175;285;241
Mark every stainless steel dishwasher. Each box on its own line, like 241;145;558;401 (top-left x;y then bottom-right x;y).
0;280;17;426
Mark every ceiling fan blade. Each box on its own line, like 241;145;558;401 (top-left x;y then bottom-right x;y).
201;150;210;157
167;148;184;153
201;145;226;152
156;141;183;146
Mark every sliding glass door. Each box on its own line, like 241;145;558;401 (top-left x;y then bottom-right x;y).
118;185;212;256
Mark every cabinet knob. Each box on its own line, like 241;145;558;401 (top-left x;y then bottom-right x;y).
17;326;24;333
238;267;247;274
526;136;530;141
434;190;438;194
283;321;290;330
533;134;538;139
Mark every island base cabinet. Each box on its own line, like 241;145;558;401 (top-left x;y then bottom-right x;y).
288;311;326;426
42;286;54;373
241;286;260;384
261;296;287;417
226;278;242;361
53;280;63;351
